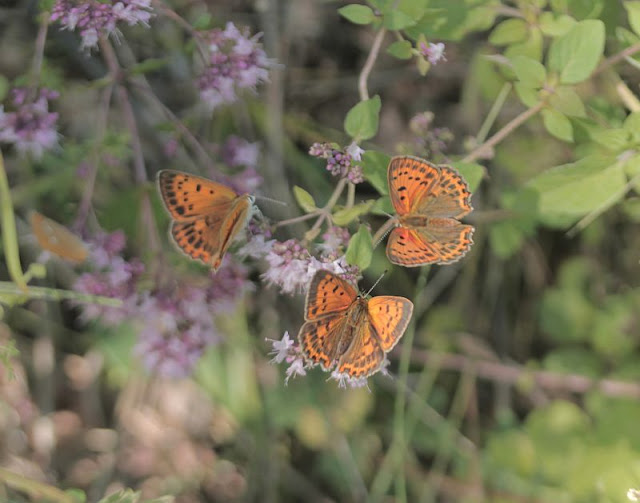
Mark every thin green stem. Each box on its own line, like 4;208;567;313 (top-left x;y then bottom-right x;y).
475;82;512;145
462;101;545;163
0;151;28;292
358;28;386;101
0;467;75;503
0;282;123;306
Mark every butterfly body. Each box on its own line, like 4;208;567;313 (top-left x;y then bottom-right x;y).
299;270;413;378
386;156;475;267
157;170;253;271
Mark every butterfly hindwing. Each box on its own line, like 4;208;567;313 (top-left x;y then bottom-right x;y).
158;170;238;220
367;296;414;352
299;314;346;370
305;270;358;321
335;321;385;378
388;156;440;216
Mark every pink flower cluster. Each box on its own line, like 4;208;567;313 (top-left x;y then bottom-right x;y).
74;231;250;377
419;42;446;65
197;22;272;110
261;238;359;295
267;332;373;389
0;88;59;158
309;141;365;184
51;0;154;50
409;111;453;158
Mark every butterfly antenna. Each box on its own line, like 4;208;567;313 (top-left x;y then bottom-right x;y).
254;194;288;207
364;269;388;297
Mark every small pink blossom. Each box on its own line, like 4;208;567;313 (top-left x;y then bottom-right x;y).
0;88;59;158
419;42;446;65
197;22;274;110
309;142;364;184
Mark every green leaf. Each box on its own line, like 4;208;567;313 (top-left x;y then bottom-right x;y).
511;55;547;88
514;82;540;107
503;27;543;63
382;10;417;30
625;2;640;36
362;151;390;195
292;186;316;212
549;86;586;117
346;225;373;270
450;162;485;193
338;4;375;25
489;18;529;45
332;200;374;226
539;12;576;36
527;155;626;227
387;40;413;60
623;111;640;139
489;221;524;259
488;188;538;258
344;95;381;141
542;108;574;142
371;196;394;215
590;128;631;151
98;490;140;503
547;20;605;84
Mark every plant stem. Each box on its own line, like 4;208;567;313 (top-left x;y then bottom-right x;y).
0;282;123;305
359;28;386;101
462;101;544;163
0;152;28;292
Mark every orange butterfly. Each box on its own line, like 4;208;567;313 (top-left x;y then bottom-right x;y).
299;270;413;378
30;211;88;263
157;170;254;271
386;155;474;266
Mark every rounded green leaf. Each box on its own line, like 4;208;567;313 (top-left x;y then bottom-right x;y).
547;20;605;84
346;225;373;270
344;95;381;141
511;55;547;88
386;40;412;60
293;186;316;212
382;10;416;30
549;86;586;117
542;108;574;142
338;4;375;25
362;150;390;195
489;18;529;46
514;82;540;107
539;12;576;37
332;200;374;226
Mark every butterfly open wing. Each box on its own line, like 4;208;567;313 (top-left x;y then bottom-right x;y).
387;222;474;266
388;156;440;216
335;322;386;378
299;314;346;370
304;270;358;320
158;170;239;220
367;296;414;351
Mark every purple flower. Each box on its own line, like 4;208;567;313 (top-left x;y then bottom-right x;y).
408;111;453;158
319;226;351;256
267;332;309;384
221;136;260;168
419;42;446;65
51;0;154;50
309;142;364;184
0;88;59;158
197;22;273;110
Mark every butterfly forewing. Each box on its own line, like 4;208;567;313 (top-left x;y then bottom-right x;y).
367;296;414;351
304;269;358;320
158;170;238;220
388;156;440;216
30;211;88;263
414;165;472;218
